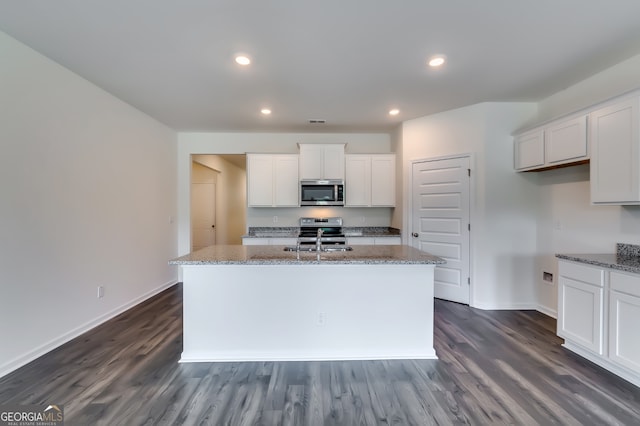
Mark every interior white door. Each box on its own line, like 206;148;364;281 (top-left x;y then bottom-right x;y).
191;162;217;251
411;156;470;304
191;182;216;251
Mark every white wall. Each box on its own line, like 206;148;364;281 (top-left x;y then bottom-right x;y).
401;102;539;309
533;54;640;316
537;53;640;122
177;132;392;255
192;155;246;244
0;32;178;378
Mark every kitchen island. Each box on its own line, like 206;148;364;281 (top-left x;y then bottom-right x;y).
169;245;445;363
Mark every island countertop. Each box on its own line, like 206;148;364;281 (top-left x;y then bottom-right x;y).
169;244;445;265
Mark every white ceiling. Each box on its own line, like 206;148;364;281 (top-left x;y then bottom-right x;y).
2;1;640;133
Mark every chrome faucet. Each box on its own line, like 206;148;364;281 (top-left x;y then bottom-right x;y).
316;228;324;252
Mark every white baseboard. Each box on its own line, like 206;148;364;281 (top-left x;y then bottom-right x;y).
0;280;177;379
563;342;640;389
536;304;557;319
471;301;538;311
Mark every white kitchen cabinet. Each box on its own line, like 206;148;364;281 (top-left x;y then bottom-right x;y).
347;236;401;245
242;238;270;246
371;155;396;206
247;154;299;207
345;154;395;207
590;96;640;204
557;259;640;387
514;115;587;172
345;155;370;206
514;128;544;170
545;115;588;166
557;261;605;355
242;237;297;246
298;144;345;180
609;271;640;373
378;236;401;245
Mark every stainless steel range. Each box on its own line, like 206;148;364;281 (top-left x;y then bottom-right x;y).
297;217;346;245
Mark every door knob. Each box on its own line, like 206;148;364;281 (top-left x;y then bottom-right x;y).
211;225;215;228
412;232;419;238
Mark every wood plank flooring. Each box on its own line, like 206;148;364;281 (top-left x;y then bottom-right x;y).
1;284;639;425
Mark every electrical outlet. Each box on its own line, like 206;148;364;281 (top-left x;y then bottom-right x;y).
273;215;278;223
97;286;105;299
316;312;327;326
543;272;553;283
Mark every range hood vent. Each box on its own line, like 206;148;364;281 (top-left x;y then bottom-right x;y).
308;119;326;124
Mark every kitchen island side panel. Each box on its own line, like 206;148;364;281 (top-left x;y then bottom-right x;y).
180;264;436;361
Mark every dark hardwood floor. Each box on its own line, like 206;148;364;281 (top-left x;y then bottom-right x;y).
1;284;639;425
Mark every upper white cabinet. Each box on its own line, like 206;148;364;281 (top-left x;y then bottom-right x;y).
514;115;587;172
247;154;299;207
299;144;345;180
546;115;588;165
514;128;544;170
590;96;640;204
345;154;395;207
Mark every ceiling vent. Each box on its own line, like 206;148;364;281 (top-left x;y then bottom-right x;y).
308;119;326;124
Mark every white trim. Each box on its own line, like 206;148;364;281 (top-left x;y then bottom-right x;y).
536;304;558;319
180;351;437;363
563;342;640;389
0;280;178;379
472;302;538;311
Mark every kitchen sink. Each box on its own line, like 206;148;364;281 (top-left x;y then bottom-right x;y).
322;246;353;252
283;246;353;252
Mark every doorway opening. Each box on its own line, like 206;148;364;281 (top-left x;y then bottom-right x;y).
190;155;247;249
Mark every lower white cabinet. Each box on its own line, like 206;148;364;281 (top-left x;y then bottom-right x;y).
609;271;640;373
347;237;401;245
557;261;605;354
557;260;640;387
242;238;297;246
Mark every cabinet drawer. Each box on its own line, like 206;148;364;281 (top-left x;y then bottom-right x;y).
610;271;640;297
558;261;605;287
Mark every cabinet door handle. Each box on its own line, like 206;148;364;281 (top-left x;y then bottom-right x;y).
412;232;419;238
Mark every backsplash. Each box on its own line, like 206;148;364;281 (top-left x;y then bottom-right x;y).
616;243;640;257
246;226;400;237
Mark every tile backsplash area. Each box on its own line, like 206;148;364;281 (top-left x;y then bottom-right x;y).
617;243;640;257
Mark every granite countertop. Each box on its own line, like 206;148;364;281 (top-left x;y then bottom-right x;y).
556;243;640;274
169;244;444;265
242;226;401;238
242;227;299;238
342;227;401;237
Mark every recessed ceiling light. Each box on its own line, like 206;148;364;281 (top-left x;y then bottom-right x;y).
389;109;400;116
428;55;446;67
260;108;271;115
235;55;251;66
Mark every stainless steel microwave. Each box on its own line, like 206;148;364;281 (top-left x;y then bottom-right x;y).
300;180;344;206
